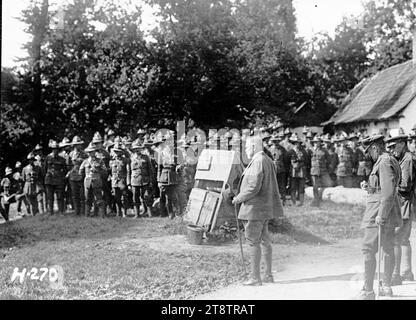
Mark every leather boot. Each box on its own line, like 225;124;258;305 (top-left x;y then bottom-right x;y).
355;287;375;300
401;245;413;280
363;258;376;292
246;245;262;285
383;253;395;288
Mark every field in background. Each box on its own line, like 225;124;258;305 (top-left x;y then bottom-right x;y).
0;199;365;299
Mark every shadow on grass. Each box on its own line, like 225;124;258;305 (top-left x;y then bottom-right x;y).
0;211;188;250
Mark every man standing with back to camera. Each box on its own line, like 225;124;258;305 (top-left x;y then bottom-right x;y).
232;135;284;286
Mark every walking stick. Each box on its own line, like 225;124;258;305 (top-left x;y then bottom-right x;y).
234;203;247;276
377;224;382;298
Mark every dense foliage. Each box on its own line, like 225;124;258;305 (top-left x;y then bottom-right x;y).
1;0;414;169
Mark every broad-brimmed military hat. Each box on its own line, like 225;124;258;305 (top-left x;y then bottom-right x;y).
15;161;22;168
385;128;408;147
312;135;322;143
284;127;291;136
59;137;71;148
137;129;146;135
321;133;332;143
289;133;301;143
131;141;145;150
362;134;384;153
85;142;98;153
71;136;84;145
50;140;60;149
34;144;43;151
335;132;348;142
5;167;13;175
27;153;35;160
107;129;115;137
306;131;314;139
92;132;103;143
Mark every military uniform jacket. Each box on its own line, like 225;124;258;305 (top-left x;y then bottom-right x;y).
44;154;67;185
269;144;288;174
79;157;107;189
288;148;307;178
398;151;416;220
130;153;153;187
96;148;111;171
325;147;339;174
110;157;129;188
22;164;43;195
157;146;178;185
357;148;373;176
336;146;355;176
68;150;87;182
310;148;331;176
361;153;402;228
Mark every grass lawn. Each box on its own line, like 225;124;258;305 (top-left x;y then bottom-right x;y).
0;198;365;300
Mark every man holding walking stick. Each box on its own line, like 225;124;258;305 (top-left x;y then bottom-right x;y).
356;134;402;300
232;135;284;286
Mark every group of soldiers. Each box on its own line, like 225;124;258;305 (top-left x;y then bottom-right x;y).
0;129;198;222
262;124;416;208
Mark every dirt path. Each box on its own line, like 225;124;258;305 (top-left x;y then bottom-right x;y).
196;230;416;300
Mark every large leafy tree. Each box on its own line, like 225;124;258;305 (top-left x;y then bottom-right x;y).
144;0;255;130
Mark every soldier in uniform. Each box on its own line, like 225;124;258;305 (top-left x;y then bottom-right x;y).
310;136;332;207
322;134;338;187
1;167;21;221
287;134;307;206
357;134;373;184
385;130;415;285
348;133;362;188
336;133;355;188
357;134;402;300
68;136;87;216
109;143;130;217
59;137;73;211
33;144;46;213
269;133;288;205
21;153;43;216
44;140;67;215
157;137;179;219
303;131;314;186
14;161;30;216
80;142;107;217
129;141;154;218
91;132;112;215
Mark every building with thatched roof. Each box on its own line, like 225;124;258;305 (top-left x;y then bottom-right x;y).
323;59;416;134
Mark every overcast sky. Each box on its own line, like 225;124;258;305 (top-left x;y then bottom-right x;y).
2;0;366;68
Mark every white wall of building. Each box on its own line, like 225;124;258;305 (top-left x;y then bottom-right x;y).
399;97;416;133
